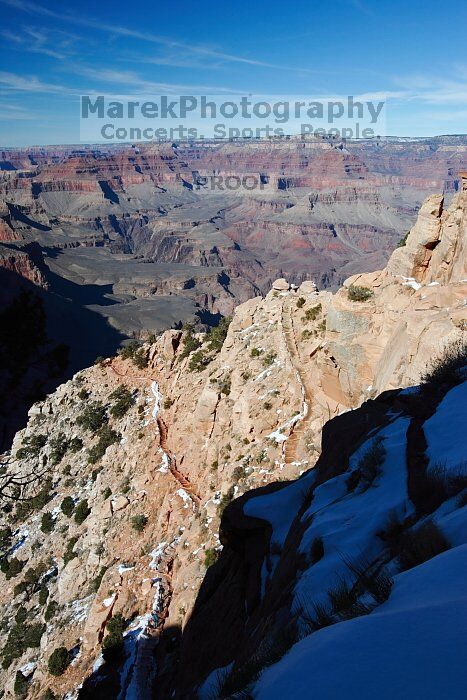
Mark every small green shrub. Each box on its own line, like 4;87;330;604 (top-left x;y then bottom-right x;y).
131;515;148;532
118;341;144;366
346;437;385;493
44;600;58;622
16;434;47;460
397;232;409;247
263;401;272;410
1;557;25;580
218;376;231;396
133;349;148;369
250;347;262;358
102;614;125;661
22;622;45;648
188;350;210;372
30;478;53;511
89;565;108;593
205;316;231;352
40;512;55;534
109;386;135;419
42;690;57;700
398;521;449;571
218;486;235;516
77;402;107;432
74;500;91;525
49;432;70;465
63;536;79;566
163;398;174;409
118;341;140;360
347;285;374;302
14;670;28;698
39;585;49;605
421;340;467;390
13;581;29;597
179;325;201;360
102;487;112;500
302;304;322;322
78;388;89;400
48;646;71;676
2;619;45;669
0;526;12;553
120;476;130;494
61;496;75;517
15;607;27;624
204;548;219;568
262;352;277;367
88;425;120;464
296;297;306;308
69;437;83;453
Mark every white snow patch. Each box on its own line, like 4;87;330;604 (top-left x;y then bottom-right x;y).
69;595;93;623
401;275;422;290
151;381;163;420
177;488;194;509
254;545;467;700
295;418;412;608
267;429;288;443
255;368;272;382
158;451;170;473
425;380;467;470
92;654;105;673
118;564;135;575
19;661;36;676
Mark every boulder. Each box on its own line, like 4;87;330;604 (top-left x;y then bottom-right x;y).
387;193;444;281
298;280;318;295
272;278;289;291
111;495;130;512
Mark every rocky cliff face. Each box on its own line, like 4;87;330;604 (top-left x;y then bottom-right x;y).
0;182;465;699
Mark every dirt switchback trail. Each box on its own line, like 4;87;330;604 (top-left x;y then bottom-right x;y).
281;297;315;465
156;415;202;507
105;358;202;507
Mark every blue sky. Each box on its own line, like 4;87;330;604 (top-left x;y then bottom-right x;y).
0;0;466;146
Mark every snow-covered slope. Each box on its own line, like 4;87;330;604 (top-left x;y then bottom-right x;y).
255;545;467;700
191;375;467;699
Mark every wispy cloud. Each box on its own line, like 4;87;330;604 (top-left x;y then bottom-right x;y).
0;100;37;119
392;72;467;106
338;0;373;15
0;71;80;94
0;68;245;97
69;66;247;94
0;28;64;58
0;0;291;70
